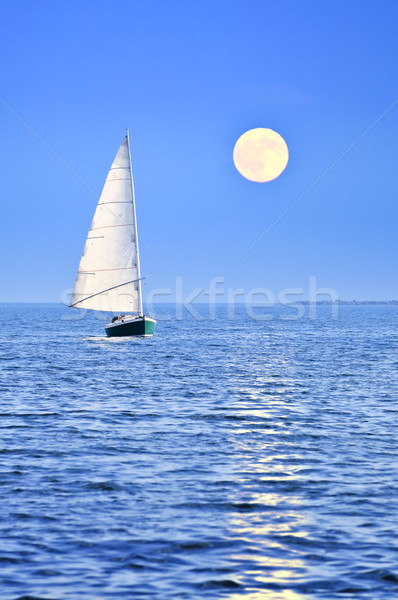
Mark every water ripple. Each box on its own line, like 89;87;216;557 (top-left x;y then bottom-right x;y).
0;303;398;599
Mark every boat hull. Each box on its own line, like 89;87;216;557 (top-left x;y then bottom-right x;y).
105;316;156;337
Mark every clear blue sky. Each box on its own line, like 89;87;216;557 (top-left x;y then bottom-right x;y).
1;0;397;301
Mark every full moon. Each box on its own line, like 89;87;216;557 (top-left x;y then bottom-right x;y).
233;128;289;182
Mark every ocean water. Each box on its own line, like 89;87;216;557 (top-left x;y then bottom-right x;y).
1;303;398;600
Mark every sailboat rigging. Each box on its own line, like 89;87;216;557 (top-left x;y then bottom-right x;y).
69;129;156;337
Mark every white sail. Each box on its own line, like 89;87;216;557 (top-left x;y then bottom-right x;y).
70;132;143;313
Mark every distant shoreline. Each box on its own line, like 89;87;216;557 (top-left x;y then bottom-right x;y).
1;301;398;306
302;300;398;305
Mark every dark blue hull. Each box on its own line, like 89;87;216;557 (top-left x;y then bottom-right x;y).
105;316;156;337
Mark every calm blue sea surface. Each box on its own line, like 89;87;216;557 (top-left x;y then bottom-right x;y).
1;303;398;600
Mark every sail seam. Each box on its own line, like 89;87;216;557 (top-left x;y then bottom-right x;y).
78;266;136;273
91;224;134;231
69;277;145;308
98;201;131;205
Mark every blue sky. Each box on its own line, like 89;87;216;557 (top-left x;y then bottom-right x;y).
1;0;397;302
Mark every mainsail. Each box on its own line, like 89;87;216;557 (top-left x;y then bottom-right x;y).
70;132;143;314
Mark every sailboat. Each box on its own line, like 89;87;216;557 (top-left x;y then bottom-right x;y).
69;129;156;337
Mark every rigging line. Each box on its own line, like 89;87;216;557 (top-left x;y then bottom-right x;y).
0;97;160;259
240;98;398;259
0;98;99;199
69;277;145;307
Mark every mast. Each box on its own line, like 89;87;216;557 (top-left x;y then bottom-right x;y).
126;128;143;316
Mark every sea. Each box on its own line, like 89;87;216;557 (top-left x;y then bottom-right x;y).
1;302;398;600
